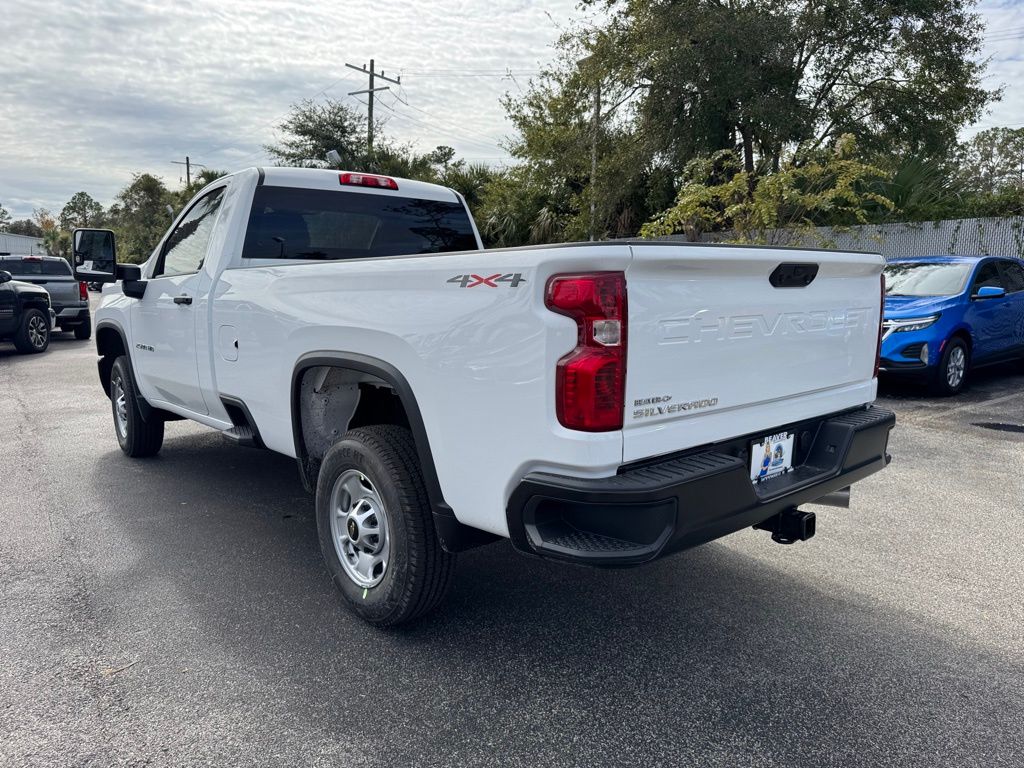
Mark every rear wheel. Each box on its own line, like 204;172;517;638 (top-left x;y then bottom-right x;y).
110;356;164;457
930;337;969;396
13;308;50;353
74;318;92;340
316;425;455;627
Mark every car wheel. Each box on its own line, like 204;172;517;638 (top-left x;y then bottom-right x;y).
13;308;50;354
74;318;92;340
930;337;969;396
109;356;164;457
316;425;455;627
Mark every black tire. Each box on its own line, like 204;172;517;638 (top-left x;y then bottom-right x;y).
929;337;969;396
74;318;92;340
13;308;50;353
316;425;455;627
109;356;164;457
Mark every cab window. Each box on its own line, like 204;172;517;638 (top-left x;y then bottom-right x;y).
971;261;1004;294
154;188;225;278
998;260;1024;293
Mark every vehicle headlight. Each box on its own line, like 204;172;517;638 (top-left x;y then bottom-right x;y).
886;314;940;334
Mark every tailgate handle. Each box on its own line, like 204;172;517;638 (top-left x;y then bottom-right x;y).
770;263;819;288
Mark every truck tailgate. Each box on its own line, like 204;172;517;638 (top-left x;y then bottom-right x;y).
623;243;883;463
24;276;78;311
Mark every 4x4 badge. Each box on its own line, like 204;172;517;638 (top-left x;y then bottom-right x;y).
447;273;526;288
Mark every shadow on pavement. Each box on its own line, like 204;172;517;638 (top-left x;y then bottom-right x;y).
76;430;1023;766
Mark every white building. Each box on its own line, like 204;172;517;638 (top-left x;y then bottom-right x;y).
0;230;47;256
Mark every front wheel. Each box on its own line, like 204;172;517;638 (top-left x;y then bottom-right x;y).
109;356;164;457
930;337;969;396
316;425;455;627
13;308;50;353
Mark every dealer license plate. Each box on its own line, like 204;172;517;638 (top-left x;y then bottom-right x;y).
749;431;794;482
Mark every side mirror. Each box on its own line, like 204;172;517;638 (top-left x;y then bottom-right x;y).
974;285;1006;300
0;270;11;284
72;228;118;283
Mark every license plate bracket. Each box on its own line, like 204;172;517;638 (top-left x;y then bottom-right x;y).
750;431;794;482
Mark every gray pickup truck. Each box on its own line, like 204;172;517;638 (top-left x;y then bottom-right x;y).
0;254;91;339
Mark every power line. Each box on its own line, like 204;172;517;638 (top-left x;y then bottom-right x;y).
346;59;401;155
391;86;509;147
373;95;507;155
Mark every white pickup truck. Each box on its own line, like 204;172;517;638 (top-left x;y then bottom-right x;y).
73;167;894;626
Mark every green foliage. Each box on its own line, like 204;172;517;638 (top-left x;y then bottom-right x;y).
173;169;230;209
586;0;994;170
868;156;961;222
493;0;995;244
956;127;1024;195
58;191;104;230
6;219;43;237
0;203;10;231
642;136;894;242
107;174;174;263
265;99;367;168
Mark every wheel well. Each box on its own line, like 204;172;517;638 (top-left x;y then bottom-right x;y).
295;365;411;490
291;356;500;553
96;326;127;396
23;299;49;315
950;330;972;355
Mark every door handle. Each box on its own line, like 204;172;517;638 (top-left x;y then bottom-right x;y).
173;294;193;305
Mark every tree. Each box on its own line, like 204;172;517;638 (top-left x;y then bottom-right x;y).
584;0;994;173
7;219;44;237
0;203;10;231
59;191;104;230
173;168;229;209
29;208;68;257
956;127;1024;195
641;136;894;243
108;174;174;263
265;99;367;168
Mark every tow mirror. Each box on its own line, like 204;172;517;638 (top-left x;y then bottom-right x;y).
72;229;118;283
974;285;1006;300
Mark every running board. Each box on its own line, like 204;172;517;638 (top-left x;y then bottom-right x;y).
222;424;260;448
220;396;264;449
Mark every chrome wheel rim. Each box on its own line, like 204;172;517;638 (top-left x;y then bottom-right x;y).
112;376;128;438
329;469;390;588
27;315;47;348
947;346;966;389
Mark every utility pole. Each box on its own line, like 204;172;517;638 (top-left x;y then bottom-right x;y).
346;59;401;156
171;156;205;187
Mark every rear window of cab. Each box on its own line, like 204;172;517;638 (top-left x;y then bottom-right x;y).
0;257;72;276
241;186;478;261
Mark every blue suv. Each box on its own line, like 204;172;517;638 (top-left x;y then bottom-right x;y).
880;256;1024;395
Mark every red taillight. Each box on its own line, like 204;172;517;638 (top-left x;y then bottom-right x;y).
339;172;399;190
545;272;627;431
874;272;885;378
79;281;88;301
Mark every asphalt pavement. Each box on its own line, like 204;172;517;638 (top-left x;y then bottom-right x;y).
1;307;1022;767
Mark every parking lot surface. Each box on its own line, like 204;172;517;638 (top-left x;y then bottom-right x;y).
2;311;1023;767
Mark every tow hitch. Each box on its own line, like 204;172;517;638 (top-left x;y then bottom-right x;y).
755;507;816;545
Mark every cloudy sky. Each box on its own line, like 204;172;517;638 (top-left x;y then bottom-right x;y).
2;0;1023;220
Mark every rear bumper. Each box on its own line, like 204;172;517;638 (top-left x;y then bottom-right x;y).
55;307;90;325
506;405;895;566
